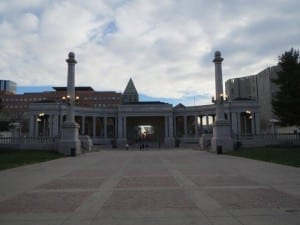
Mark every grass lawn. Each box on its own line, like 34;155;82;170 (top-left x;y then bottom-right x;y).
0;150;65;170
227;147;300;167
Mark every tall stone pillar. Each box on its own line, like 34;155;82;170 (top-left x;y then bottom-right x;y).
59;52;81;156
210;51;233;153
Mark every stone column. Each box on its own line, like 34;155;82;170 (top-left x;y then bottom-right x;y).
236;112;241;135
251;114;255;134
165;116;169;138
52;114;59;137
195;115;198;137
29;114;35;137
199;115;203;132
174;116;177;137
211;51;233;153
206;115;209;127
117;116;122;138
104;117;107;139
35;115;39;137
184;116;187;136
117;115;127;147
49;114;53;137
59;52;81;156
114;117;118;137
169;116;174;138
164;115;175;147
254;112;260;134
123;117;127;139
81;116;85;135
93;116;96;139
231;112;237;135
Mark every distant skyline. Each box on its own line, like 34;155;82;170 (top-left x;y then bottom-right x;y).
1;0;300;105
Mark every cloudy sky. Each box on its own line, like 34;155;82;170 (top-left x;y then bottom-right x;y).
0;0;299;105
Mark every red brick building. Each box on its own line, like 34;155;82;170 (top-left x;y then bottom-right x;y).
0;86;122;113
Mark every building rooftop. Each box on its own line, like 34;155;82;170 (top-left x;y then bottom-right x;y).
53;86;94;91
123;101;168;105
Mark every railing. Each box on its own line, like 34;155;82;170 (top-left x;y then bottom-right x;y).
0;137;58;150
0;137;57;144
234;133;300;148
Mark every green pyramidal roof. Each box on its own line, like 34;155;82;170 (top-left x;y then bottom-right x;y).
123;78;139;103
124;78;138;95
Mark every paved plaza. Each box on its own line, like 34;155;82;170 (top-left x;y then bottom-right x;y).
0;149;299;225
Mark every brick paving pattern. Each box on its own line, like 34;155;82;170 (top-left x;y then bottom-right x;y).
116;176;179;188
0;191;92;213
65;169;117;178
0;150;299;225
37;178;104;189
103;189;197;210
207;188;300;209
189;175;259;187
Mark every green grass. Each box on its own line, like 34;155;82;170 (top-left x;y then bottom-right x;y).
227;147;300;167
0;150;65;170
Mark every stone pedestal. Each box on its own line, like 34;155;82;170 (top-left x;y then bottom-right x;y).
59;121;81;156
79;135;93;152
117;138;127;148
164;137;175;147
199;133;212;150
211;120;233;153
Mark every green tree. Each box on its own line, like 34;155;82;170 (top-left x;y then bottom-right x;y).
272;48;300;125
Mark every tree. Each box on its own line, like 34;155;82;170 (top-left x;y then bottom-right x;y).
272;48;300;126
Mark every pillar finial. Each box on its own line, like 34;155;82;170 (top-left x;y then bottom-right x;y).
66;52;77;64
213;50;223;63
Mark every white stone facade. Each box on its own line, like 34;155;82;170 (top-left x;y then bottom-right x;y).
27;99;260;149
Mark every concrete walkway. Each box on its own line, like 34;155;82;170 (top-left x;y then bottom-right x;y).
0;149;299;225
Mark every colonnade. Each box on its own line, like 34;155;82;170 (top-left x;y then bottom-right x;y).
174;114;215;138
29;112;117;140
28;102;260;145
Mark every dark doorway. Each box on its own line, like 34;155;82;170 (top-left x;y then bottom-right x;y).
126;116;165;146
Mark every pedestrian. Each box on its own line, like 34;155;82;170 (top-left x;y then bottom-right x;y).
125;143;129;151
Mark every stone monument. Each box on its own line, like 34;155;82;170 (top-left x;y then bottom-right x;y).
58;52;81;156
210;51;233;153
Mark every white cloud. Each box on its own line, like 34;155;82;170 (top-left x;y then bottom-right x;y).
0;0;299;105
